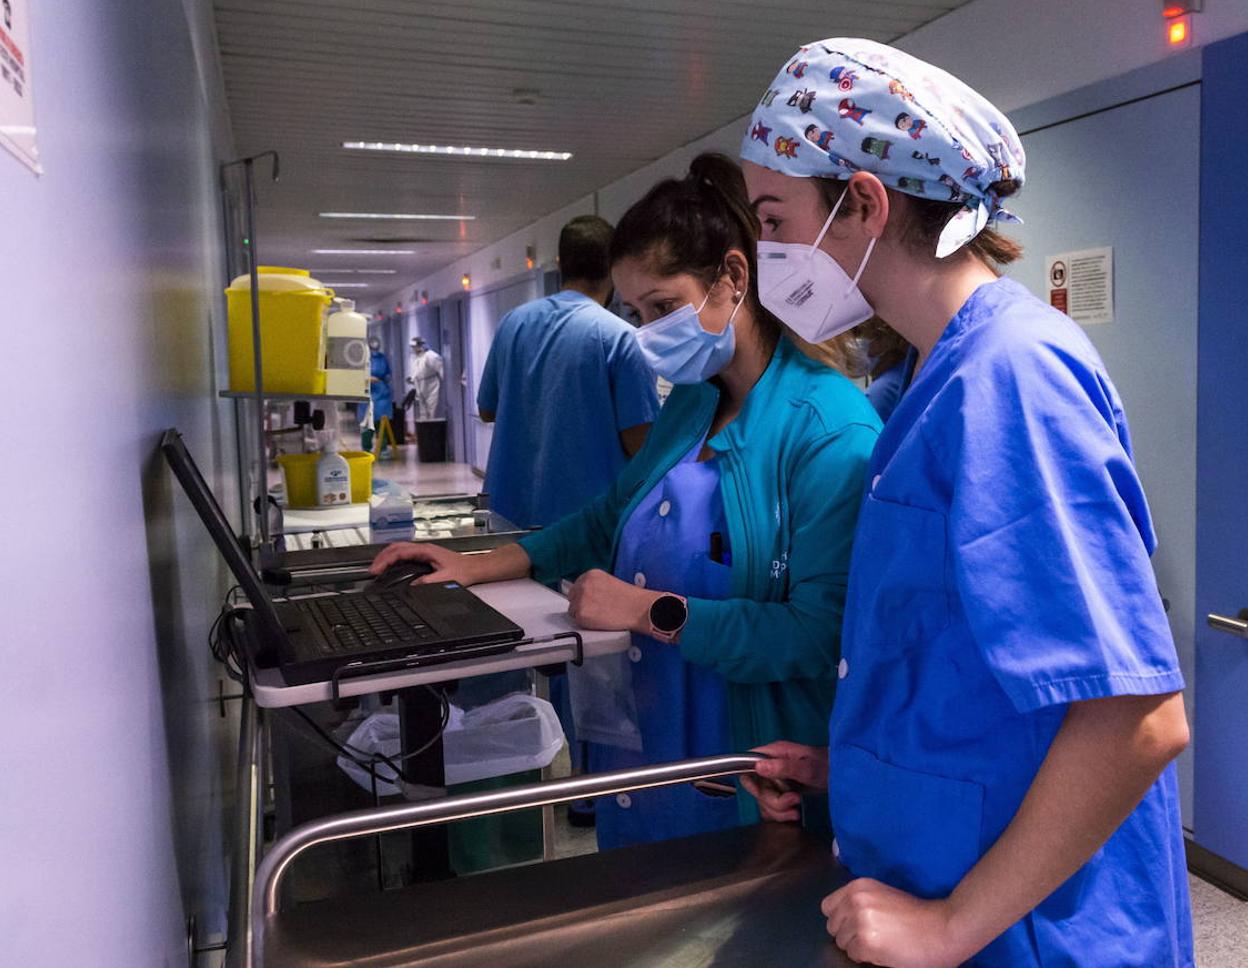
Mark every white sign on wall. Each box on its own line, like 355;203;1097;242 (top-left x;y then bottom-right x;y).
0;0;40;175
1045;247;1114;326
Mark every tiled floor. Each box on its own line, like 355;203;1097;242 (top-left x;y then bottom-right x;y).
372;452;482;498
1191;872;1248;966
339;424;484;498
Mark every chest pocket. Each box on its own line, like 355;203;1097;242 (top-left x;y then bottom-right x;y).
849;495;951;653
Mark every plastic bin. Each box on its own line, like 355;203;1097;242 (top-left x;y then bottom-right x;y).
227;267;333;394
447;770;543;875
337;695;564;876
276;451;374;508
415;419;447;463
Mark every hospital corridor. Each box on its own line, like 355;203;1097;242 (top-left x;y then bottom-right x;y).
3;1;1248;966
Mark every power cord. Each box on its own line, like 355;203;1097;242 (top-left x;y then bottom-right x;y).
209;586;248;685
286;685;450;789
209;586;452;787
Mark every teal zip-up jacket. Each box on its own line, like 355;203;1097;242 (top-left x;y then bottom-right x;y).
519;336;881;758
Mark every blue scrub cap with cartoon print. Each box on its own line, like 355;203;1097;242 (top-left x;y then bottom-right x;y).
740;38;1024;257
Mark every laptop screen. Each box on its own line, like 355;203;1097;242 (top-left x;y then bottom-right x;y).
160;428;287;645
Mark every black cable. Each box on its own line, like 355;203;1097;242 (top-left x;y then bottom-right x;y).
208;586;248;685
209;584;450;785
286;686;449;789
218;610;248;683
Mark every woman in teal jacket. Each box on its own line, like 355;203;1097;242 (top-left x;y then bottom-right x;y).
372;154;880;848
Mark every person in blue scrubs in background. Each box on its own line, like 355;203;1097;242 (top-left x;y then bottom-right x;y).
859;319;912;423
475;215;659;823
738;39;1193;967
372;153;881;851
358;335;393;455
477;215;659;530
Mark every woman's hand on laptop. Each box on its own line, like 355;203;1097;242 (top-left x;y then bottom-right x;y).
368;541;531;587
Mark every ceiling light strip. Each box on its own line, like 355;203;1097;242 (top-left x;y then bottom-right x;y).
318;212;475;221
311;249;416;255
343;141;572;161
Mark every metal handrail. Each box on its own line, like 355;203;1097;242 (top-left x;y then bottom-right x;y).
250;752;765;966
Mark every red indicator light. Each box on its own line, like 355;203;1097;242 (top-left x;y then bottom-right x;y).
1167;15;1191;46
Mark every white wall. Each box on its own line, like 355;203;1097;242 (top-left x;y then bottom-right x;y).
0;0;238;963
1003;77;1202;824
377;0;1248;309
894;0;1248;112
384;196;597;313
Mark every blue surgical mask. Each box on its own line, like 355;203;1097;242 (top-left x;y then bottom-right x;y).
634;284;744;384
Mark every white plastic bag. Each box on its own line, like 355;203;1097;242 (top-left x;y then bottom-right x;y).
336;693;564;797
566;651;644;752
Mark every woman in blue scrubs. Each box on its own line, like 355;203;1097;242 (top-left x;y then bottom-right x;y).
358;336;393;454
371;154;881;851
738;39;1193;967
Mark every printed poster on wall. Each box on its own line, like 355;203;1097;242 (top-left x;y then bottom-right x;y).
0;0;40;175
1045;247;1114;326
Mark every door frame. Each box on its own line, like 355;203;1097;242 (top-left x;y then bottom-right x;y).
1191;28;1248;896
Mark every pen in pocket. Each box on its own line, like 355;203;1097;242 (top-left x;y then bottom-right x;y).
710;531;731;566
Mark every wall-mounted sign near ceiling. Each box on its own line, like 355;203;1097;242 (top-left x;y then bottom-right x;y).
0;0;40;175
1045;246;1114;326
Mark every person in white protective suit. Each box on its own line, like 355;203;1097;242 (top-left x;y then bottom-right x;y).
406;336;444;422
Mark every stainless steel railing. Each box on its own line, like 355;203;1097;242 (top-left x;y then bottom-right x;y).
249;752;765;966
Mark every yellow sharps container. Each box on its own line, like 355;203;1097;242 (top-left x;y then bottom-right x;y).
227;267;333;394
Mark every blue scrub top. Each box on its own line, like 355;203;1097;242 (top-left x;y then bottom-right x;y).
478;291;659;529
864;354;910;423
830;278;1192;966
591;440;738;851
357;350;393;423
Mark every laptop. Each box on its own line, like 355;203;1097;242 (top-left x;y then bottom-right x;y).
160;429;525;686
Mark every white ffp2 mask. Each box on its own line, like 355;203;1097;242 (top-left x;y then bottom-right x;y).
756;186;876;344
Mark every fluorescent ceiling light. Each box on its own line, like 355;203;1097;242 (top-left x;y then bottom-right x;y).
343;141;572;161
319;212;475;221
311;249;415;255
309;269;398;275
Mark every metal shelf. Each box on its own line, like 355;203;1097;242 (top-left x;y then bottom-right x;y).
220;390;369;403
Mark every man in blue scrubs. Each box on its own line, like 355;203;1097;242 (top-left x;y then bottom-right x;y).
478;215;659;530
477;217;659;818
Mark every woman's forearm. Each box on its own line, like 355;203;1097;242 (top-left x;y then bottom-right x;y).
943;692;1189;958
465;542;533;584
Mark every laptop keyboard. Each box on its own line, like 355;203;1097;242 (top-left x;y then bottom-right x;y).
296;593;437;654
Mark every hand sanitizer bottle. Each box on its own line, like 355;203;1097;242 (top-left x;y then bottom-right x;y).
316;434;351;506
325;298;370;396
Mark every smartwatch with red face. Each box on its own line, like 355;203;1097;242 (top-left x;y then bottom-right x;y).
648;593;689;643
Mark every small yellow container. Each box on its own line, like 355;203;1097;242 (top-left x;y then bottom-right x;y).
227;267;333;394
277;451;375;508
